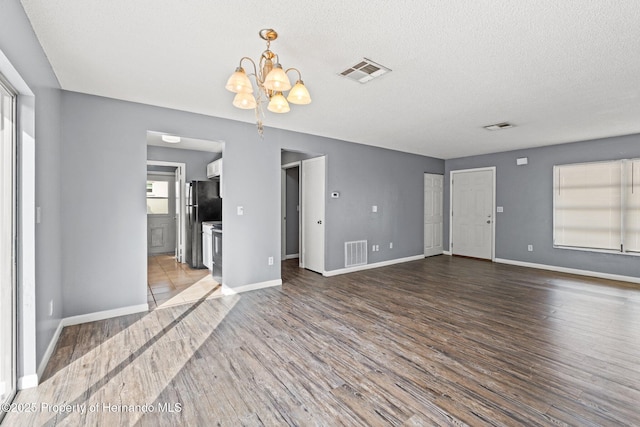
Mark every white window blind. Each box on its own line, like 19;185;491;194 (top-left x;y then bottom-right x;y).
553;159;640;253
626;160;640;252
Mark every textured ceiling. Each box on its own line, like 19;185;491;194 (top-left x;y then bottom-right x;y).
20;0;640;159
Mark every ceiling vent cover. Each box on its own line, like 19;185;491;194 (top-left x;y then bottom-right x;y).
484;122;514;131
339;58;391;83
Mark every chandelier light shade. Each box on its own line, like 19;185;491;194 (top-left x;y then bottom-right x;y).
225;67;253;93
287;80;312;105
232;92;257;109
267;92;290;113
225;28;311;136
263;64;292;92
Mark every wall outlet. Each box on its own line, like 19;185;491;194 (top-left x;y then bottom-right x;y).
497;206;504;213
49;300;53;316
372;205;378;213
268;256;274;265
527;244;533;252
389;242;393;249
36;207;42;224
237;206;244;216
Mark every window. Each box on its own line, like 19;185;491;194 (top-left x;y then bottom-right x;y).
146;180;169;214
553;159;640;254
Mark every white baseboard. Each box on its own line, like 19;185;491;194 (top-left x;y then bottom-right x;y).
285;254;299;260
323;254;425;277
222;279;282;295
17;374;38;390
36;320;64;381
494;258;640;284
62;303;149;327
443;250;452;256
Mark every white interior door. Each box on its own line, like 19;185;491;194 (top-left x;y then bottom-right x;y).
451;168;494;260
424;173;444;257
147;174;177;255
302;156;325;273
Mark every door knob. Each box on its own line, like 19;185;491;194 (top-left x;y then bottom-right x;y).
317;220;322;224
486;220;491;224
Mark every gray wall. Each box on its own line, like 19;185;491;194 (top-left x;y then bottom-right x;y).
59;91;443;316
444;133;640;278
285;167;299;256
0;0;63;376
317;143;443;269
147;145;220;181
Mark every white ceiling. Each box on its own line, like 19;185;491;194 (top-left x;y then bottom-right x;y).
20;0;640;159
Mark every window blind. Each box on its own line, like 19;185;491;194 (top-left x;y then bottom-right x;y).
554;161;622;250
554;159;640;253
625;160;640;252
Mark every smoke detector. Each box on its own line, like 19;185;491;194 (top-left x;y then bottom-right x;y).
484;122;514;131
339;58;391;83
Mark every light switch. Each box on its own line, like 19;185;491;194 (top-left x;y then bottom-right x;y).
372;205;378;213
36;206;42;224
497;206;504;213
237;206;244;216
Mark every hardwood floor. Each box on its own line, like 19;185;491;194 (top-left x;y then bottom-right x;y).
5;256;640;426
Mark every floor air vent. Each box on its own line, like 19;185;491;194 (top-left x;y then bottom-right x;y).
345;240;368;267
339;58;391;83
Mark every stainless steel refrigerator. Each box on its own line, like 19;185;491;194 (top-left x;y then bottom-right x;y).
185;180;222;268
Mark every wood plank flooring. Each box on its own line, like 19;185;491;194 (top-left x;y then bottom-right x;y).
5;255;640;426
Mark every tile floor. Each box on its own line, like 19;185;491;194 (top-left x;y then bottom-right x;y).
147;254;222;310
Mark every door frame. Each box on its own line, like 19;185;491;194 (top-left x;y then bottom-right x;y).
0;72;17;413
281;161;301;262
449;166;496;261
146;161;186;262
301;156;326;273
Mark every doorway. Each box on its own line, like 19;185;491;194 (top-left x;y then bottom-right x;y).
424;173;444;257
281;162;300;261
0;74;16;416
450;167;495;260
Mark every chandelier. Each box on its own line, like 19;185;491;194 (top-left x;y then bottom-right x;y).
225;29;312;136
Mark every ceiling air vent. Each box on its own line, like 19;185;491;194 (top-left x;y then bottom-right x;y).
484;122;514;131
339;58;391;83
